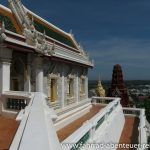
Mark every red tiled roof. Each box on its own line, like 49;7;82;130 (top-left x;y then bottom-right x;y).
57;105;103;142
0;116;19;150
117;116;139;150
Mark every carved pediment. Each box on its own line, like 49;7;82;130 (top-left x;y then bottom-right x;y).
48;73;60;79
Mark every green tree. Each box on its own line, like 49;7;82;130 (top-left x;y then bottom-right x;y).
144;99;150;122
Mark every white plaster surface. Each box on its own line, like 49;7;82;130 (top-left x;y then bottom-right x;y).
0;62;11;92
11;93;61;150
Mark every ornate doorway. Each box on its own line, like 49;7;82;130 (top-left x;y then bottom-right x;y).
11;79;19;91
50;79;57;102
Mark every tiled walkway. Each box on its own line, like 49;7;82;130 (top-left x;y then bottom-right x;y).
117;116;139;150
0;116;19;150
57;105;103;142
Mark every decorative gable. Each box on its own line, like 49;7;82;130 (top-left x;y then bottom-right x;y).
0;5;22;34
0;13;17;33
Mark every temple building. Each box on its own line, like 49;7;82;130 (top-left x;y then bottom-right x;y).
108;64;129;106
0;0;93;109
0;1;149;150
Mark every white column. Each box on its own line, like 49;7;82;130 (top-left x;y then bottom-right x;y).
0;48;12;93
0;62;11;92
24;54;31;92
0;48;12;115
85;76;88;99
35;57;43;92
61;72;65;108
76;72;79;103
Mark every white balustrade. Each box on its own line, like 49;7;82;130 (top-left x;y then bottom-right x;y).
138;109;147;150
62;97;148;150
5;93;148;150
9;93;34;150
10;93;62;150
123;107;147;150
62;97;120;150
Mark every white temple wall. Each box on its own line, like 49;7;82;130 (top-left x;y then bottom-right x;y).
0;48;12;115
75;72;79;103
57;76;62;107
2;50;89;109
41;60;89;109
35;57;44;92
0;48;12;93
85;76;88;99
60;70;65;108
24;54;31;92
43;76;48;95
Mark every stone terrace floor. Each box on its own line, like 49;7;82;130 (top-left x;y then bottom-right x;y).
57;105;103;142
0;116;19;150
117;116;139;150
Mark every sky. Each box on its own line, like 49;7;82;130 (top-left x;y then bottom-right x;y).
1;0;150;80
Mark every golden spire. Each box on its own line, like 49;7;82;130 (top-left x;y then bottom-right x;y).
95;74;106;97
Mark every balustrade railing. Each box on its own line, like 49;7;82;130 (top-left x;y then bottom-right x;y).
62;96;148;150
95;116;105;130
138;109;147;149
91;96;117;105
123;107;141;116
62;97;120;150
7;98;28;110
123;107;147;150
9;93;34;150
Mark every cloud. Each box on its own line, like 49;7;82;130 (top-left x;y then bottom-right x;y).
87;38;150;60
86;37;150;80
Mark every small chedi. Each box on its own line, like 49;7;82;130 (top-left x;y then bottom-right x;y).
108;64;129;106
95;77;105;97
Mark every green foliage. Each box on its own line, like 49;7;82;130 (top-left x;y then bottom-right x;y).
144;99;150;109
144;99;150;122
135;98;150;122
34;21;76;48
0;13;17;33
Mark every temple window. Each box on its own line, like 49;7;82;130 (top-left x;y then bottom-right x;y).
67;78;74;97
50;78;57;102
80;77;85;94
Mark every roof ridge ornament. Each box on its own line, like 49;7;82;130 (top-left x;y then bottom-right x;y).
30;16;35;30
48;42;55;55
8;0;33;29
69;29;72;35
42;30;46;39
8;0;23;24
78;42;88;56
1;21;5;33
31;16;34;24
